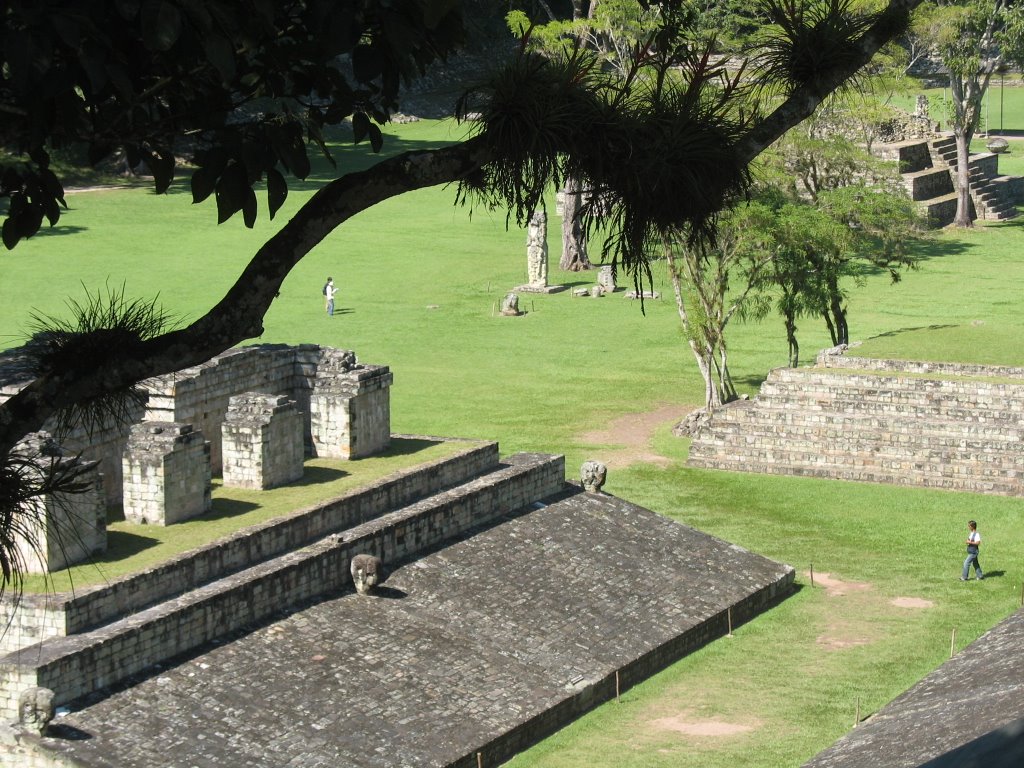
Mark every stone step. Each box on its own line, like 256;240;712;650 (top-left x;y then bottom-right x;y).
705;406;1024;446
0;439;504;655
0;451;568;719
688;447;1024;495
762;368;1024;396
692;421;1024;466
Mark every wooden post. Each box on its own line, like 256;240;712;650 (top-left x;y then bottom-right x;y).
616;670;620;703
477;752;483;768
727;607;734;638
950;627;956;659
854;697;860;727
810;564;814;588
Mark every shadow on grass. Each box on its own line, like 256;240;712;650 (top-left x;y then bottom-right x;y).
376;437;445;457
204;498;261;521
284;465;349;487
103;530;162;562
865;323;959;341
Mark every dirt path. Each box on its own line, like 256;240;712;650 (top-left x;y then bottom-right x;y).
577;403;691;469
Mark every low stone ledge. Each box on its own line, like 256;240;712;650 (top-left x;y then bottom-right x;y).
0;452;566;719
0;439;499;655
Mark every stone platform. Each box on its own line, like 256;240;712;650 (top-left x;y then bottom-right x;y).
6;482;793;767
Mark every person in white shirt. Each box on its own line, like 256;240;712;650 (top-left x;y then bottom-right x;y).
961;520;984;581
324;277;337;316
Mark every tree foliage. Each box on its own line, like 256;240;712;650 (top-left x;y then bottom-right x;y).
1;0;466;247
0;0;924;592
910;0;1024;226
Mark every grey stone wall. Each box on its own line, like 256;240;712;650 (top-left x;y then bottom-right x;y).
310;362;392;460
0;344;392;509
689;352;1024;496
221;393;304;490
121;422;211;525
10;437;106;575
0;440;498;655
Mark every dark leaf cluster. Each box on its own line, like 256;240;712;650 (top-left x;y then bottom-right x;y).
1;0;467;247
751;0;892;96
25;285;172;439
457;43;752;292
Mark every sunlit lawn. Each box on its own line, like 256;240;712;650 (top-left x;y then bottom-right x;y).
2;117;1024;766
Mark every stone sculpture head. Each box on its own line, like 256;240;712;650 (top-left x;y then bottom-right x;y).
580;460;607;493
351;553;385;595
18;686;55;735
500;292;521;316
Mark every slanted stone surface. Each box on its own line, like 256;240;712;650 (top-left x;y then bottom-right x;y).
121;422;211;526
221;392;304;490
804;607;1024;768
22;491;793;768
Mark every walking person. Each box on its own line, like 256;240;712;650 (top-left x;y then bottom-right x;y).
324;277;336;316
961;520;984;581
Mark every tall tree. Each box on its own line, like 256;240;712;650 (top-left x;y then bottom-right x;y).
0;0;925;589
911;0;1024;227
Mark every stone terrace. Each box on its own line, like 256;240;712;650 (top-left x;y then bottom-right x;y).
688;351;1024;497
1;441;795;767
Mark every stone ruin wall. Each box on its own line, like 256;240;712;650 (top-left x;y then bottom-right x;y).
142;343;322;473
12;436;107;575
0;442;500;657
0;343;391;510
221;393;305;490
0;344;392;580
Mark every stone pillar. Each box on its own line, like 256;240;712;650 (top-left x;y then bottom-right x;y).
310;357;392;460
222;393;304;490
122;422;211;525
598;265;616;293
526;210;549;289
13;433;107;574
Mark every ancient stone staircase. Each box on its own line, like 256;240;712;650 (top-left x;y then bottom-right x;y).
0;441;567;718
687;354;1024;496
876;133;1021;226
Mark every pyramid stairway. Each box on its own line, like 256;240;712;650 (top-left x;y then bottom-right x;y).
688;355;1024;496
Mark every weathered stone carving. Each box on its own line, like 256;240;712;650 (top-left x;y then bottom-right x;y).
351;554;385;595
581;460;607;493
500;292;522;316
597;265;616;293
18;687;54;735
526;211;549;289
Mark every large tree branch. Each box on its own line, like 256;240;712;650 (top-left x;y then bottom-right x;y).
737;0;925;165
0;136;491;456
0;0;925;457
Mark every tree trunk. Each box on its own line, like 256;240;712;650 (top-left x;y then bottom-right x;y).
667;247;720;410
559;177;592;271
784;311;799;367
952;128;975;228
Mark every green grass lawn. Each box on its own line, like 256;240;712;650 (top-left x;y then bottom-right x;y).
2;119;1024;767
